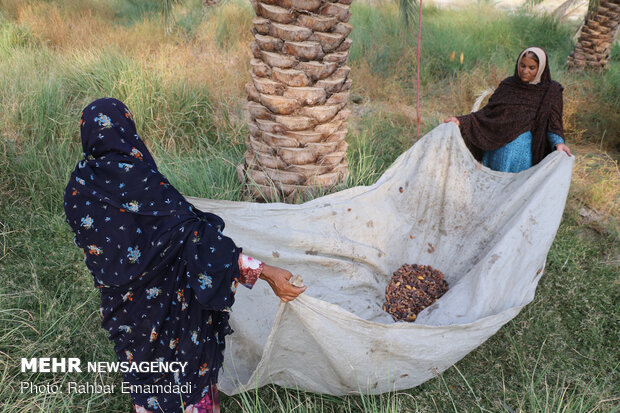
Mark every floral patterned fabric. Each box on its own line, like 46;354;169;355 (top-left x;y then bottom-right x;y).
64;98;242;412
188;384;220;413
135;385;219;413
238;254;263;288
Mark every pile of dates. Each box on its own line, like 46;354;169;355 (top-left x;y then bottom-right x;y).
383;264;449;322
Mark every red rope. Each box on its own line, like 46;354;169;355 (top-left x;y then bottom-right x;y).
416;0;423;141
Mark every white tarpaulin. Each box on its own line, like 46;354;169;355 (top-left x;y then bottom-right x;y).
188;122;573;396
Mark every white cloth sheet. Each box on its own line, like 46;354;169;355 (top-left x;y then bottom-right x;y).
188;122;573;395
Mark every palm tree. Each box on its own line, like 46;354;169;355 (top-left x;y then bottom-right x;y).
238;0;354;202
567;0;620;70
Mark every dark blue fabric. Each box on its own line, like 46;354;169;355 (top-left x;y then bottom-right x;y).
64;98;242;411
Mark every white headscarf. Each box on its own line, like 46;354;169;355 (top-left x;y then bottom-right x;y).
518;47;547;85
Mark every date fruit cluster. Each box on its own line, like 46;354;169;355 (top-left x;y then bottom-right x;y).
383;264;449;322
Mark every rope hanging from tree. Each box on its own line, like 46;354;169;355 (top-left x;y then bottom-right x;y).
416;0;423;140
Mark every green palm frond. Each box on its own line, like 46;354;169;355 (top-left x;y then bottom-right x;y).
397;0;418;28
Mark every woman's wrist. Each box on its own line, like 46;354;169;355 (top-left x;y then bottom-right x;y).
259;264;272;281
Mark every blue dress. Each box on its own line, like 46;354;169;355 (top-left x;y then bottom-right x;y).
482;131;564;173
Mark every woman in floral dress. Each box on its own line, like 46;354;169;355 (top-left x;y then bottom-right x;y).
64;98;305;412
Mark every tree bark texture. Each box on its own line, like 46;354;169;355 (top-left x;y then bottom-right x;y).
567;0;620;70
238;0;353;202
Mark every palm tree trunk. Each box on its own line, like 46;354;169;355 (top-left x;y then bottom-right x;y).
238;0;353;202
566;0;620;70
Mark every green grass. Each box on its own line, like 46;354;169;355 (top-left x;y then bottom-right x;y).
349;3;574;83
0;51;219;153
1;0;618;412
347;2;619;149
2;193;617;412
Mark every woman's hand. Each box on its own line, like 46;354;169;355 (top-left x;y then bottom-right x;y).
555;143;572;157
260;264;306;303
444;117;460;125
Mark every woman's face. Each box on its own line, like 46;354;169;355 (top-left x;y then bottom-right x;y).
518;55;539;83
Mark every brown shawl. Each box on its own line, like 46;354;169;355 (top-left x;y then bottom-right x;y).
457;48;564;165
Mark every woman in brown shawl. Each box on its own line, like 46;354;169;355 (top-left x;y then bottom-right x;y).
445;47;572;173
